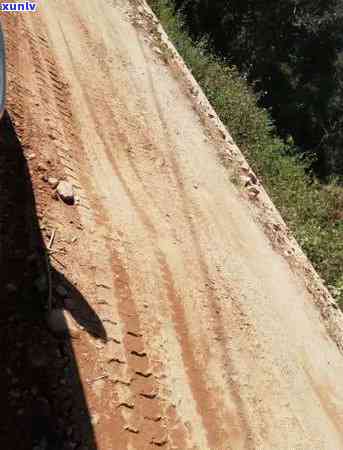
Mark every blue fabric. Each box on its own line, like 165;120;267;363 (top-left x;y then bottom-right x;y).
0;23;6;119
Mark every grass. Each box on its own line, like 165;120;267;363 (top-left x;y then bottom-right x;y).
149;0;343;303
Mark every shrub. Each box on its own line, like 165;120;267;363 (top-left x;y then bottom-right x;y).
149;0;343;304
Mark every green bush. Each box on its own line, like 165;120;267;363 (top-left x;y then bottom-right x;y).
149;0;343;304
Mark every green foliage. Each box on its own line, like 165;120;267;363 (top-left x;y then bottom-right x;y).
173;0;343;179
149;0;343;304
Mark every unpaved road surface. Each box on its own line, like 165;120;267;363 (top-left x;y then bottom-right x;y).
2;1;343;449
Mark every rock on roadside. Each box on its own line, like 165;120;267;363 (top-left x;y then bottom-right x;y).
46;308;81;339
57;181;75;205
48;177;59;189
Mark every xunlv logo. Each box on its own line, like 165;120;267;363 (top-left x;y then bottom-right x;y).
0;2;37;11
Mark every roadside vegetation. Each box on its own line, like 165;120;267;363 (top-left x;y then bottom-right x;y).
149;0;343;304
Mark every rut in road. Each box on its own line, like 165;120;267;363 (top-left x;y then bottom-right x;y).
3;9;190;450
3;1;343;450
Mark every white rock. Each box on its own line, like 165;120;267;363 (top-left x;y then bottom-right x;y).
91;413;100;426
48;177;59;189
247;185;260;198
153;46;163;55
57;181;74;205
240;163;250;173
46;308;80;339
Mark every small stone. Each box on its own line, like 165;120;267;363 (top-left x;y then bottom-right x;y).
151;437;168;446
27;153;36;160
249;173;258;185
37;163;48;172
125;426;139;434
42;174;49;182
57;181;75;205
247;185;260;198
153;46;163;55
242;171;259;187
91;414;100;426
46;308;81;339
48;177;59;189
240;163;250;173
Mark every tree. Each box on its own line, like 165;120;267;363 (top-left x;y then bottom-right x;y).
175;0;343;177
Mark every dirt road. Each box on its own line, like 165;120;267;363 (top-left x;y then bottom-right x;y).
2;1;343;449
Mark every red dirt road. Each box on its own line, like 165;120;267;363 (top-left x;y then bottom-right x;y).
2;1;343;449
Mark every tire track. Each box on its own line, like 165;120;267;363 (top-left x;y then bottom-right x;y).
28;5;188;448
51;6;250;449
6;6;247;449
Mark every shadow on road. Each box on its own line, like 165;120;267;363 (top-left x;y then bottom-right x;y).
0;111;105;449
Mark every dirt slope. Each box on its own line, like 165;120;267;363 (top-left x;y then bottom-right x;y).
2;0;343;449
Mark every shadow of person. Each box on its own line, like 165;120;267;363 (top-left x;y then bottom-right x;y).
0;111;106;450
